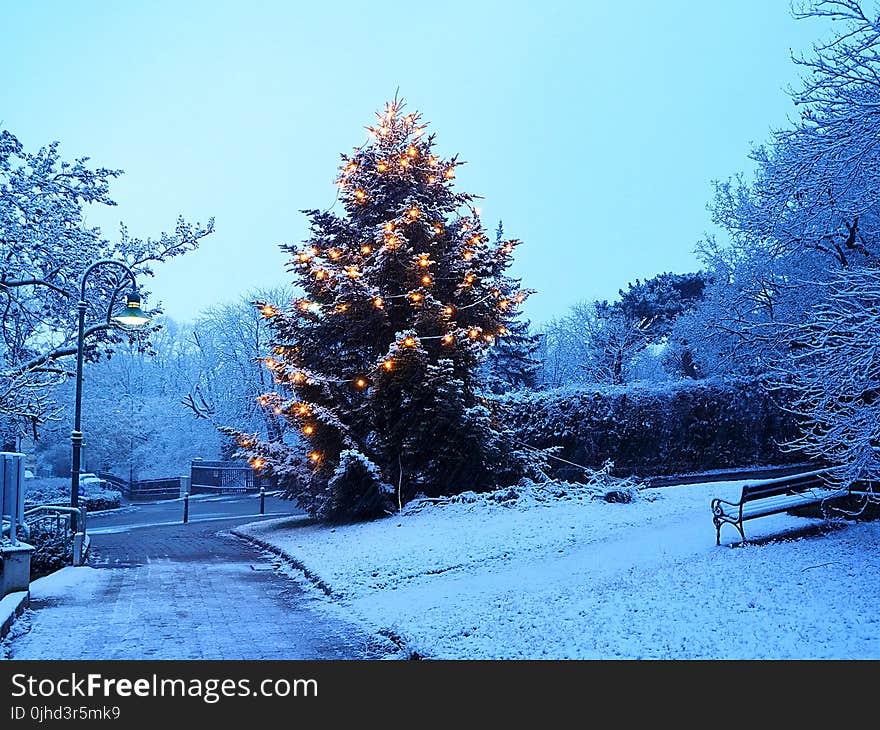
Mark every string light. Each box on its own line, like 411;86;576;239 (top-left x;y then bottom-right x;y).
297;404;310;415
515;293;526;303
502;243;514;254
264;358;278;370
354;189;367;202
443;333;454;344
252;458;264;470
329;249;341;260
298;252;311;263
445;168;455;179
382;359;394;371
433;223;443;235
345;162;358;174
418;255;430;267
309;247;319;257
428;175;436;184
429;156;439;167
309;452;321;463
463;250;474;261
408;206;419;219
400;157;409;169
303;425;315;435
345;266;359;278
410;292;423;303
292;372;306;383
384;221;395;232
361;244;372;254
315;269;328;280
470;236;481;246
499;299;510;309
483;334;495;343
355;377;368;389
274;406;282;415
261;305;276;317
402;336;416;347
407;145;418;158
468;328;480;339
377;161;388;172
498;326;508;335
421;275;432;286
465;274;476;285
336;303;349;313
299;301;313;311
444;305;454;316
373;297;384;308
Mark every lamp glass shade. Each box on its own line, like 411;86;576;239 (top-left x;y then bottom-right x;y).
112;294;151;327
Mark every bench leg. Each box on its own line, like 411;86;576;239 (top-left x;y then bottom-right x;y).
736;521;746;544
715;521;721;546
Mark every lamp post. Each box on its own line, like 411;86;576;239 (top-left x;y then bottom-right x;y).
70;260;151;531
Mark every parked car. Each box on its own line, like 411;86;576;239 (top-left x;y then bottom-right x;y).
78;473;103;491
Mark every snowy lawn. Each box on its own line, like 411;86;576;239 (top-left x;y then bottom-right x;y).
238;480;880;659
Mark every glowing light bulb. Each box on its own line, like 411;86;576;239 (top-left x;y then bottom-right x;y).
298;252;310;263
355;377;367;389
498;326;508;335
407;206;419;219
252;458;264;470
345;162;357;174
444;305;454;316
385;235;399;249
443;333;454;344
309;452;321;463
418;256;430;267
384;221;395;232
433;223;443;235
315;269;327;280
465;274;476;285
373;297;384;308
407;146;418;158
299;301;312;311
309;247;319;256
429;156;439;167
400;158;409;169
469;328;480;339
421;275;431;286
463;250;474;261
345;266;359;278
274;406;282;415
410;292;423;303
382;359;394;371
336;303;349;313
361;244;372;254
403;336;416;347
329;249;341;260
354;189;366;202
377;161;388;172
292;372;306;383
303;425;314;435
483;334;494;343
515;293;526;303
428;176;436;184
445;168;455;179
297;404;309;415
264;358;278;370
499;299;510;309
502;244;514;254
261;305;276;317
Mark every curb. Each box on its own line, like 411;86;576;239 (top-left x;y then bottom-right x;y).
0;591;29;641
230;527;411;657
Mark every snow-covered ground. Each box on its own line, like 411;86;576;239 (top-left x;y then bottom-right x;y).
237;480;880;659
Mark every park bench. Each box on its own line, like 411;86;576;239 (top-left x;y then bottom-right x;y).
711;468;848;545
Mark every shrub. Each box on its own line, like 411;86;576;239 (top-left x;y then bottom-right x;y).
497;378;803;479
26;523;73;579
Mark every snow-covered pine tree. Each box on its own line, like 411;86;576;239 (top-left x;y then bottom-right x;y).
483;223;542;394
228;100;541;521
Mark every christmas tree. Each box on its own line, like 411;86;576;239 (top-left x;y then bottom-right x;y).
228;100;541;521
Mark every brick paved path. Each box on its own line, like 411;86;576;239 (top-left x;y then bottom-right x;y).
5;517;386;659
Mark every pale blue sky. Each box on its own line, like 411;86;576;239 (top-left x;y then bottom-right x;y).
2;1;825;326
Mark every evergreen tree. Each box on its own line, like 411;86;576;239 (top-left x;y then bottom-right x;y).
228;101;541;521
483;222;542;393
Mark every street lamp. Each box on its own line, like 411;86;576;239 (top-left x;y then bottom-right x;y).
70;260;151;530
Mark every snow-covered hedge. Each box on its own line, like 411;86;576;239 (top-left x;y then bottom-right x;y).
497;378;802;479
